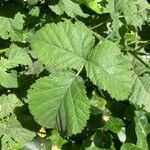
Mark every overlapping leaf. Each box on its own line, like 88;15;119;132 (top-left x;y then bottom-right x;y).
49;0;88;18
0;44;32;88
0;115;36;149
121;111;150;150
0;0;150;149
30;21;133;100
79;0;104;14
0;94;21;118
105;116;124;133
104;0;150;28
103;0;150;42
28;71;90;136
0;12;25;42
0;94;35;149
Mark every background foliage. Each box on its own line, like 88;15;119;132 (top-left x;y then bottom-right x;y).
0;0;150;149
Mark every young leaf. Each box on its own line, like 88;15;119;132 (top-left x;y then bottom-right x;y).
105;116;124;133
80;0;104;14
48;130;67;149
28;71;90;136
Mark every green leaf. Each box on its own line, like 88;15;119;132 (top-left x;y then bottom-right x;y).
134;111;149;149
28;71;90;136
29;21;94;69
49;0;88;18
0;70;18;88
105;116;124;133
48;130;67;148
129;59;150;112
104;0;150;28
80;0;104;14
0;94;21;118
30;21;132;100
93;131;112;149
130;73;150;112
23;138;52;150
0;12;25;42
1;134;22;150
29;7;40;17
1;44;32;69
0;115;36;149
121;111;150;150
107;15;123;42
86;40;133;100
121;143;143;150
0;44;32;88
27;0;39;5
90;93;106;115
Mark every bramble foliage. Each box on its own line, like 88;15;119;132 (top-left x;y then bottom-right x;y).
0;0;150;149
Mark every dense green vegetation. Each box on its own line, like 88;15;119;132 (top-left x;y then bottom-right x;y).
0;0;150;149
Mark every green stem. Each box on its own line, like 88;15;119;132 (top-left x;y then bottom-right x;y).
128;50;150;69
90;19;111;30
92;31;103;41
128;40;149;45
76;65;84;76
134;40;150;52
